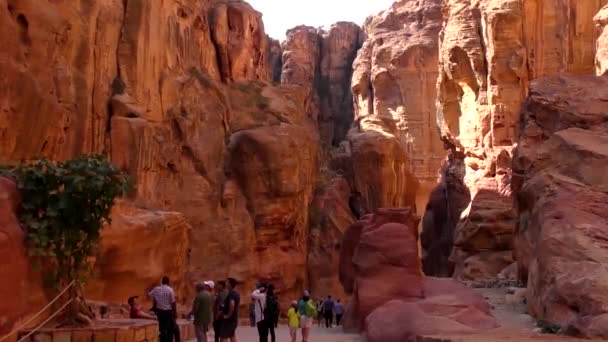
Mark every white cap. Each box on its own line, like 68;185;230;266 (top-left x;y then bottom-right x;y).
204;280;215;289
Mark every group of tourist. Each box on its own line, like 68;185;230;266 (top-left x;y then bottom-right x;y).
130;276;346;342
133;276;240;342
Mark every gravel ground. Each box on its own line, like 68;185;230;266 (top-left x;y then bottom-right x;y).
208;325;363;342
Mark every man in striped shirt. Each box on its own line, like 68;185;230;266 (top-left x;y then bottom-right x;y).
149;276;177;342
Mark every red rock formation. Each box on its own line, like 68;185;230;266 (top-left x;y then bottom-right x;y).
351;0;445;216
281;22;361;141
0;177;46;337
209;0;270;82
0;0;320;318
425;0;607;280
513;74;608;338
308;177;355;300
86;201;191;305
339;208;498;339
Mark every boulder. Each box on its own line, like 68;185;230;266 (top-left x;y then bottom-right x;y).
513;74;608;338
339;208;497;337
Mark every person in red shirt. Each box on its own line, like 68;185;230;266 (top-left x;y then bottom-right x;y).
128;296;156;320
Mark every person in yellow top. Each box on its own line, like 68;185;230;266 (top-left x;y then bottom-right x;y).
287;301;300;342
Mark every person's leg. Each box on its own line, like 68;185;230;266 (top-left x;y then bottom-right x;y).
213;321;220;342
289;328;296;342
172;318;181;342
268;322;275;342
158;311;171;342
301;328;309;342
329;313;333;328
194;325;203;342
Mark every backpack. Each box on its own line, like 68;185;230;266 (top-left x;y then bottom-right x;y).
304;299;317;319
264;295;279;322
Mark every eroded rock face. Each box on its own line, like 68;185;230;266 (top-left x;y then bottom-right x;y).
0;177;46;336
425;0;607;280
209;0;270;82
281;23;361;143
308;177;355;301
513;74;608;338
0;0;319;316
339;208;498;337
86;201;191;305
351;0;444;216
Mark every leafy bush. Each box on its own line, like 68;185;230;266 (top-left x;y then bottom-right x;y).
1;155;131;288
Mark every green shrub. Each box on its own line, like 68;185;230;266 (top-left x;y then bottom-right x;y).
0;155;131;288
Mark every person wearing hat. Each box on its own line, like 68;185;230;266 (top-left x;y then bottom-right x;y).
190;281;215;342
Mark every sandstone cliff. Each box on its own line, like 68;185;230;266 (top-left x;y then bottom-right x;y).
0;0;318;325
351;0;444;215
424;0;608;280
513;74;608;338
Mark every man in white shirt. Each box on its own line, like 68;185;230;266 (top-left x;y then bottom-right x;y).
149;276;177;342
251;284;268;342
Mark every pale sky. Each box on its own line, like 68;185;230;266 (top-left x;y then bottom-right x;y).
248;0;395;40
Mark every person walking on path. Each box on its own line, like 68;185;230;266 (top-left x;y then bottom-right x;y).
149;276;177;342
334;299;344;326
298;291;317;342
213;281;229;342
190;281;214;342
264;284;279;342
316;300;324;327
251;284;268;342
287;301;300;342
323;296;335;328
218;278;240;342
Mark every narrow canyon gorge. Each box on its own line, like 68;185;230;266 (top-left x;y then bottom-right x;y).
1;0;608;341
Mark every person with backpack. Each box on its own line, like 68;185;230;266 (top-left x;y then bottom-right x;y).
264;284;279;342
251;284;268;342
297;290;317;342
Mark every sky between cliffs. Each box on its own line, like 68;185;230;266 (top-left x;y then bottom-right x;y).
248;0;395;40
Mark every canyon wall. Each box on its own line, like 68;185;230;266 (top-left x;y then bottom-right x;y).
350;0;444;216
513;74;608;338
280;2;441;298
0;0;319;328
423;0;608;280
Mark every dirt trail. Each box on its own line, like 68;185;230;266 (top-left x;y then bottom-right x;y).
421;286;586;342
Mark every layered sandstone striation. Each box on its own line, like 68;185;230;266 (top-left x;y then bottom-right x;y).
86;201;191;305
0;0;319;321
339;208;498;340
281;23;361;143
513;74;608;338
424;0;608;280
351;0;444;215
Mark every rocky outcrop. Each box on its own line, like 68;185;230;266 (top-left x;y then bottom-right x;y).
351;0;444;216
209;0;271;82
86;201;191;305
339;208;498;339
267;37;282;83
0;177;46;336
597;5;608;76
513;74;608;338
308;177;355;300
0;0;318;316
281;23;361;143
424;0;607;280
